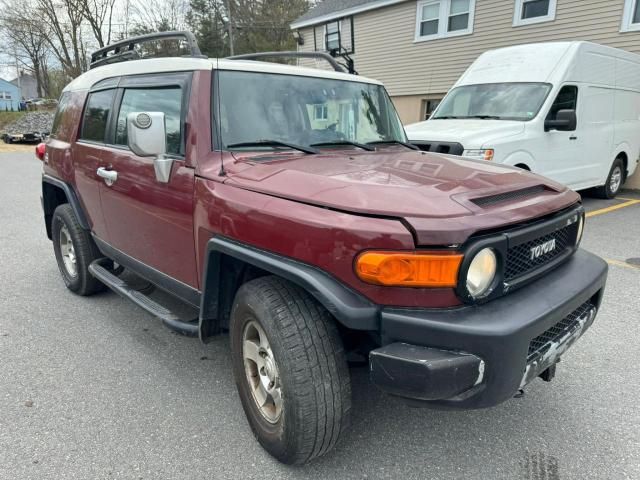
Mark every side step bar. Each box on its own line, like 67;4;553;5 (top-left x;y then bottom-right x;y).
89;259;199;337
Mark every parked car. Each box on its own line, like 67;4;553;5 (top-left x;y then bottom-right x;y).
405;41;640;198
38;32;608;465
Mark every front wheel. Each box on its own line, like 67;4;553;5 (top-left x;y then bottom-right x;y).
595;158;625;199
230;276;351;465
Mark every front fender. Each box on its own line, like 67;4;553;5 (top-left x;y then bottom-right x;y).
198;236;379;342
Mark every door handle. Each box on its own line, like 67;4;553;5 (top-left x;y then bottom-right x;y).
569;135;578;140
97;167;118;186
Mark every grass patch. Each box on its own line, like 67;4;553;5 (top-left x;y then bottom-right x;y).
0;111;27;132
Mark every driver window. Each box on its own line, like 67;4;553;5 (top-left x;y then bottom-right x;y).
547;85;578;121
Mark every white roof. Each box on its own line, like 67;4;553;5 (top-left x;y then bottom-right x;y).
64;56;382;92
456;41;640;88
456;42;577;86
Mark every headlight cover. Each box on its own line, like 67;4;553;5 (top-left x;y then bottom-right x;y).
466;248;497;298
463;149;494;161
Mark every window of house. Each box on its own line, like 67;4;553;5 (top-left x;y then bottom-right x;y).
423;99;441;120
313;104;328;121
1;91;12;100
621;0;640;32
415;0;476;42
513;0;557;26
80;89;115;143
546;85;578;124
115;87;183;155
325;21;341;51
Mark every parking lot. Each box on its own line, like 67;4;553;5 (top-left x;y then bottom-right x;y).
0;151;638;480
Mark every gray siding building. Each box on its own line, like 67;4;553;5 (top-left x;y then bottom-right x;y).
292;0;640;124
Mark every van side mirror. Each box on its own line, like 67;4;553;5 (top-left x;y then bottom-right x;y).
127;111;173;183
544;109;577;132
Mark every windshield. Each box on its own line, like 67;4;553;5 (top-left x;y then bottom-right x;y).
217;70;407;151
432;82;552;121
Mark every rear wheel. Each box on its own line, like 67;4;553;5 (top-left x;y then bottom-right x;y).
595;158;625;199
52;204;105;295
230;276;351;465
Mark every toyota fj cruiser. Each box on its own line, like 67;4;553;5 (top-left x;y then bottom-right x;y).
38;32;608;465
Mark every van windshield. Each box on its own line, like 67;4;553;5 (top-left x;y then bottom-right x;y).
216;70;407;151
432;82;551;121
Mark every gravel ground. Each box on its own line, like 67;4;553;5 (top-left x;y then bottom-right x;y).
0;152;639;480
1;112;54;135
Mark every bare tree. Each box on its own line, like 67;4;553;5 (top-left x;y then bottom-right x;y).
36;0;88;78
80;0;118;47
129;0;189;33
0;0;51;96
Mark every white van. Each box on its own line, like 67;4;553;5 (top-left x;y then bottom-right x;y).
405;42;640;198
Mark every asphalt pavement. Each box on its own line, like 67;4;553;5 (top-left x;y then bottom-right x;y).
1;152;639;480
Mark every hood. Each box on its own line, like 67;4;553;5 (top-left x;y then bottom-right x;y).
405;119;525;148
223;149;580;245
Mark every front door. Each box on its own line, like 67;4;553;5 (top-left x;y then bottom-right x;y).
537;84;585;188
97;75;199;290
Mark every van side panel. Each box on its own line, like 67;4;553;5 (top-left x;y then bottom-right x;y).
614;56;640;179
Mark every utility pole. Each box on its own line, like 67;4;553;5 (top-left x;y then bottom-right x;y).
225;0;234;56
14;48;21;90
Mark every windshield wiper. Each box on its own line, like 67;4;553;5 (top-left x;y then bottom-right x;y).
310;140;375;151
432;115;463;119
226;140;318;155
366;140;419;151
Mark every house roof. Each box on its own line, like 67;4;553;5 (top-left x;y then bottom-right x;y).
0;77;20;90
291;0;407;29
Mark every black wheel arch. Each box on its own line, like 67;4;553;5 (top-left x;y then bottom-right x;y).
42;175;90;239
198;236;379;342
616;152;628;180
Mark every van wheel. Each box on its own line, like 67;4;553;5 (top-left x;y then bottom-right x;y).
595;158;625;199
52;204;106;295
230;276;351;465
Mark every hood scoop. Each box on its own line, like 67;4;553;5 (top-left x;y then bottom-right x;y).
471;185;548;208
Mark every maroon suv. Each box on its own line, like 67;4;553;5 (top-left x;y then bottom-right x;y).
39;32;608;465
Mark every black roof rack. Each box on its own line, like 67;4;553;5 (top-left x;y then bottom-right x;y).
90;31;205;69
227;51;347;73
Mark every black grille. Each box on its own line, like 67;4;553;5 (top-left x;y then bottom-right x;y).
528;301;595;359
505;224;575;281
472;186;546;208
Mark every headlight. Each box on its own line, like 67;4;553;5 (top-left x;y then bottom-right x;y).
463;149;494;161
576;214;584;245
466;248;497;298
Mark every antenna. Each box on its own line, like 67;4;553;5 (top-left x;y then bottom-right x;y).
216;57;226;177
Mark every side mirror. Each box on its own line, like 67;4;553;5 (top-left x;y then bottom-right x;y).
544;109;577;132
127;111;173;183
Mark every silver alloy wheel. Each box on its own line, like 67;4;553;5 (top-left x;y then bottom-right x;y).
242;319;283;423
610;166;623;193
59;225;78;277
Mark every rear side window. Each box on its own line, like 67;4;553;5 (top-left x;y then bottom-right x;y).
51;92;72;140
51;92;71;137
114;87;183;155
547;85;578;121
80;89;115;142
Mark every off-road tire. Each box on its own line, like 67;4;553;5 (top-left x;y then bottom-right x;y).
230;276;351;465
595;158;625;199
52;204;105;295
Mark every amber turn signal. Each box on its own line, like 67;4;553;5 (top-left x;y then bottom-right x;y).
355;251;463;287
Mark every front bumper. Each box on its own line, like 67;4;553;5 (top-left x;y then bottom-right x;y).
369;249;608;409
